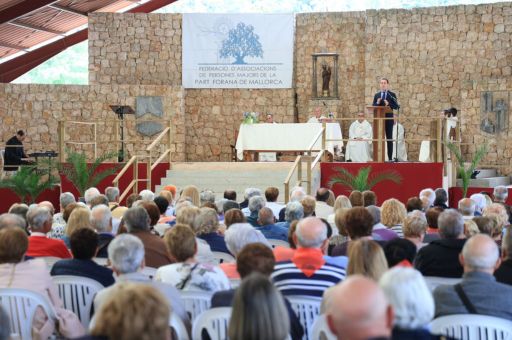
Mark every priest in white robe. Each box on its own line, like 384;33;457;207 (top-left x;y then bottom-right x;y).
387;115;408;161
346;112;373;162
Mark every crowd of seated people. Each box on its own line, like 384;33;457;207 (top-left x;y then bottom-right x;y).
1;184;512;340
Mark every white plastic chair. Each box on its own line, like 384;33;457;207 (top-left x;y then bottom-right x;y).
170;312;190;340
267;239;290;249
287;295;322;340
423;276;462;292
430;314;512;340
192;307;231;340
141;266;157;279
311;314;336;340
211;251;235;264
52;275;104;328
180;290;213;323
0;288;57;340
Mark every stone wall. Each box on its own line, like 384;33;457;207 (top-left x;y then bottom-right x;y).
89;13;182;86
364;3;512;168
184;89;294;161
294;12;367;124
0;84;186;162
5;3;512;172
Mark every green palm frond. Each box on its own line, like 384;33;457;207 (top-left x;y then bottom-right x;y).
0;166;59;204
59;150;120;197
327;167;356;190
328;166;402;192
367;170;402;189
445;141;488;198
353;167;371;191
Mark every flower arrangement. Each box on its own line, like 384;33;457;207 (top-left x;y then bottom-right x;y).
242;111;260;124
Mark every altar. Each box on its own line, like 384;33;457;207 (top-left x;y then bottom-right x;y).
235;123;343;160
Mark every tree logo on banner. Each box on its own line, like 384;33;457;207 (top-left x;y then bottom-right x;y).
219;22;263;64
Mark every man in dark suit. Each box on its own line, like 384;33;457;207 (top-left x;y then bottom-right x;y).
51;227;115;287
433;234;512;320
4;130;29;171
211;243;304;340
372;78;399;161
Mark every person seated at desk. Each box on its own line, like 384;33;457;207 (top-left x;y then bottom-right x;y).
4;130;30;171
307;107;327;123
264;113;276;124
346;112;373;162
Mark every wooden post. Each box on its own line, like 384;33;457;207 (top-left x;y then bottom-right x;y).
134;158;139;194
312;56;317;98
373;117;384;162
306;153;312;195
321;122;327;162
58;121;65;163
437;117;442;163
297;156;302;185
284;182;289;204
147;154;152;192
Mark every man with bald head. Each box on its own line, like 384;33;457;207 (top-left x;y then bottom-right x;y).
271;217;346;297
326;275;394;340
255;207;288;241
433;234;512;320
315;188;334;219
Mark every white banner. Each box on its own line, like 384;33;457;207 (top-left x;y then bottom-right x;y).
182;13;294;89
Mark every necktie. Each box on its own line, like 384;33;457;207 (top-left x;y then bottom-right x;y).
384;91;387;100
381;92;384;99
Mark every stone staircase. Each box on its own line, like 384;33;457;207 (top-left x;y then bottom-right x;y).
155;162;321;202
456;168;511;188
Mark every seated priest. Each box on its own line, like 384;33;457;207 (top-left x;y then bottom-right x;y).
387;114;408;162
345;112;373;162
307;107;326;123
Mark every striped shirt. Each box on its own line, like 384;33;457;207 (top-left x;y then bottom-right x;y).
390;224;404;238
271;248;346;298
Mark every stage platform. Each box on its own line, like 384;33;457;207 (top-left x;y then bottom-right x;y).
321;162;444;204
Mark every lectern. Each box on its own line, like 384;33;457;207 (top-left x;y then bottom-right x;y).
367;106;391;162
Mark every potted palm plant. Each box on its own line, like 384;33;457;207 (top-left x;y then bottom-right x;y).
59;150;121;199
327;166;402;192
0;166;59;204
445;142;487;198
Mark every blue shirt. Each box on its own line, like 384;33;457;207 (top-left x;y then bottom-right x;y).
197;232;231;255
255;224;289;242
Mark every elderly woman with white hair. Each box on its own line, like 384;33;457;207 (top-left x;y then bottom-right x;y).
246;195;266;227
221;222;271;279
483;203;510;246
276;201;304;229
379;267;445;339
193;207;231;254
